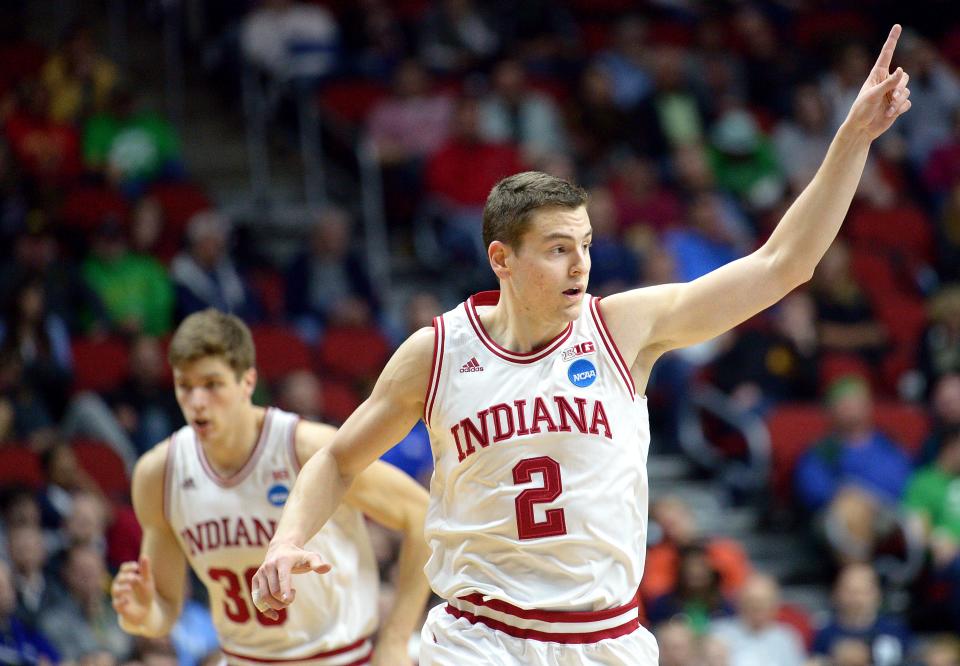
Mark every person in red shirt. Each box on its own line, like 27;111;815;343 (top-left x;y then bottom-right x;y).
4;81;81;188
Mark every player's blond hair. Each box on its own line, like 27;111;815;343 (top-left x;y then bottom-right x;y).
168;308;255;379
482;171;588;251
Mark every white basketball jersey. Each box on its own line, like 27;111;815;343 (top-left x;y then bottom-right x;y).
164;407;379;663
423;292;651;611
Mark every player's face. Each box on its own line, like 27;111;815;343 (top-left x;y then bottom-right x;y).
173;356;255;444
510;205;592;323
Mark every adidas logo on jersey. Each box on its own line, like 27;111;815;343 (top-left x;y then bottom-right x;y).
182;477;195;490
459;357;484;373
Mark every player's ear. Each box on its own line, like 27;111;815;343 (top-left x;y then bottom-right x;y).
241;367;257;398
489;240;511;280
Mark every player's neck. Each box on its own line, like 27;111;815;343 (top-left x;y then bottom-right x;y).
200;405;266;477
481;290;569;354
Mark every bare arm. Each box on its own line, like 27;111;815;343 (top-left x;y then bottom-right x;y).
252;327;434;616
601;25;912;371
291;421;432;658
344;462;431;663
111;442;187;637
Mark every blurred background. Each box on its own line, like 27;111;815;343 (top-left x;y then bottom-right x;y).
0;0;959;664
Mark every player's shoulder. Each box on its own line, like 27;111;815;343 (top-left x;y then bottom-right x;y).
132;438;172;491
292;418;337;465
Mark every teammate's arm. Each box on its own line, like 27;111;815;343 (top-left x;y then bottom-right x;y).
600;25;912;366
252;327;434;617
292;420;432;660
111;441;188;637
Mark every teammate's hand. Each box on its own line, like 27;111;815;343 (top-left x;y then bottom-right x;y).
845;24;912;140
251;541;331;621
372;636;412;666
111;555;155;628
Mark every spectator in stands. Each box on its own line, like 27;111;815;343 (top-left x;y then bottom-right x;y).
903;425;960;626
812;563;912;666
5;524;58;630
896;31;960;168
663;191;749;283
81;215;174;337
241;0;340;85
479;58;568;163
41;20;118;123
646;545;735;634
40;544;133;661
610;154;684;235
284;206;377;343
810;240;888;365
0;347;56;444
708;107;785;213
917;374;960;465
919;636;960;666
712;290;820;413
51;490;108;564
655;617;702;666
922;107;960;204
424;97;524;265
37;442;110;529
918;286;960;393
643;495;752;604
3;81;82;188
821;41;873;133
0;559;58;663
709;573;807;666
105;335;182;455
82;87;185;199
569;65;640;169
826;638;873;666
593;16;652;111
0;274;72;420
936;184;960;283
171;210;259;323
794;376;912;562
583;186;639;295
774;84;837;192
418;0;499;75
634;45;700;157
731;6;797;117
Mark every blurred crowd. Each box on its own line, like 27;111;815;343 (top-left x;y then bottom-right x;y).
1;0;960;664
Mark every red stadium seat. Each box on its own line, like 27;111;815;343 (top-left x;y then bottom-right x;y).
849;248;899;306
72;438;130;502
148;181;212;262
319;378;361;426
249;267;286;322
0;446;44;489
71;337;130;394
875;296;927;348
766;404;830;502
316;325;391;383
318;79;388;126
873;401;930;455
818;353;874;393
250;325;313;384
60;184;130;234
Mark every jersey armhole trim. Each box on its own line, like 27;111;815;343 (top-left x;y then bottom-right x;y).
590;296;637;397
162;434;177;523
423;315;445;428
288;415;302;474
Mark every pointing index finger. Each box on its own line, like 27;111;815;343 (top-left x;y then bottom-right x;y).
873;24;902;74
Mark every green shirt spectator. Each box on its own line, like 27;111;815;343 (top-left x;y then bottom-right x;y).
82;219;174;336
904;426;960;543
84;108;180;183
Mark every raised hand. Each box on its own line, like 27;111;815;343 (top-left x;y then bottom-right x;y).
250;541;331;621
111;555;155;628
845;24;912;140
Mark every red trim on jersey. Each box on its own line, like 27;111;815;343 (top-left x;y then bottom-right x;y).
162;433;177;522
444;605;639;645
589;297;636;397
456;592;639;623
195;408;274;488
288;414;302;474
466;291;572;364
424;315;445;427
221;636;372;663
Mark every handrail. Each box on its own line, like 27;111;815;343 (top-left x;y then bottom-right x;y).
677;383;772;494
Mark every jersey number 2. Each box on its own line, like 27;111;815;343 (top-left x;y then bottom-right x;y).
209;567;287;626
513;456;567;540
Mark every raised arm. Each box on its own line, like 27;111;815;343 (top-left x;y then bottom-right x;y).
111;442;187;637
252;327;434;618
602;25;912;369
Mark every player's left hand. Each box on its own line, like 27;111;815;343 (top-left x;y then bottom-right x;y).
371;636;412;666
844;24;912;140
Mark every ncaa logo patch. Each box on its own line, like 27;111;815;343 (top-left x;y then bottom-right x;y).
568;359;597;387
267;484;289;507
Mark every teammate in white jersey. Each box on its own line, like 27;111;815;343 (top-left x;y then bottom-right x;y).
110;309;431;665
253;25;912;665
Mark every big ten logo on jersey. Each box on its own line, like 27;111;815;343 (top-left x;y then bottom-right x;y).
562;341;596;362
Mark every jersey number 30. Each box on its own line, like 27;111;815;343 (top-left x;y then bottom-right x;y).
209;567;288;626
513;456;567;540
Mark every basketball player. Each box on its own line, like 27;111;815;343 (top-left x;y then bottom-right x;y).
110;309;431;665
253;25;912;665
